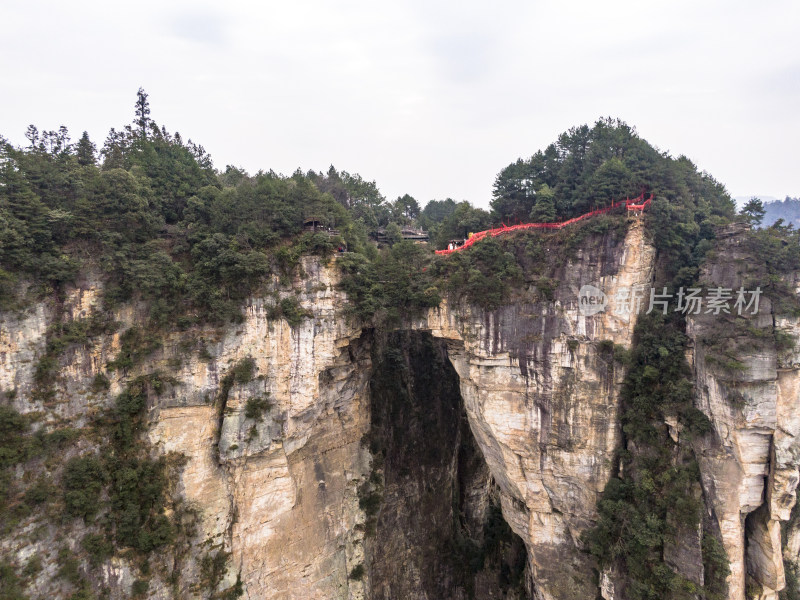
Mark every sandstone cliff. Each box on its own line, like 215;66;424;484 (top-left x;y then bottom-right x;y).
687;227;800;600
2;220;799;600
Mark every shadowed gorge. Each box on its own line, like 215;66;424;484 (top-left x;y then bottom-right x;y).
362;332;529;599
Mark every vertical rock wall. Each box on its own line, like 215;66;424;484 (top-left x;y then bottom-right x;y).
145;258;374;600
687;227;800;600
420;220;656;599
1;259;374;600
6;221;799;600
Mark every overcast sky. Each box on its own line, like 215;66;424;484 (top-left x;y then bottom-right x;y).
1;0;798;208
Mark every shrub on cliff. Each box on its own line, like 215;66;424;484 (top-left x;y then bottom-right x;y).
338;240;441;323
244;396;271;421
268;297;312;327
62;456;106;520
430;237;522;310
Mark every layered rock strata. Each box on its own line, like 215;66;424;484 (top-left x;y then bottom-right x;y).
687;228;800;600
6;220;800;600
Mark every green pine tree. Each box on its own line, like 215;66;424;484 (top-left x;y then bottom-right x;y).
76;131;96;166
741;197;766;227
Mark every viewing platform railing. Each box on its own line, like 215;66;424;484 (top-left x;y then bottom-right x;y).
435;193;652;255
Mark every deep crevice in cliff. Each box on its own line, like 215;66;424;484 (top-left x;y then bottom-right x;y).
361;331;530;600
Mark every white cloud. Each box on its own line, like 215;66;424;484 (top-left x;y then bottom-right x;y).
168;8;231;46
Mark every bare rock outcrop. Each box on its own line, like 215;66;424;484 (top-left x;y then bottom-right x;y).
687;228;800;600
418;220;656;599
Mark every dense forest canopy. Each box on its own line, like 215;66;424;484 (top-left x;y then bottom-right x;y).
490;118;735;223
0;90;424;322
0;90;788;329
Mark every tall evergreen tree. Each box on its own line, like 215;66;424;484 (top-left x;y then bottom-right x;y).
491;158;538;223
41;130;60;154
101;128;128;169
76;131;96;166
393;194;420;223
529;184;556;222
57;125;71;154
24;125;38;148
134;87;151;138
741;197;766;227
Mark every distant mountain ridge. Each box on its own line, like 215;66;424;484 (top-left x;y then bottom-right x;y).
763;196;800;227
734;195;779;211
734;196;800;227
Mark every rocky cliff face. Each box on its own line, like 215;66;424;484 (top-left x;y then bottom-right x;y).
2;259;373;600
687;227;800;600
419;219;656;600
3;220;800;600
145;261;373;600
